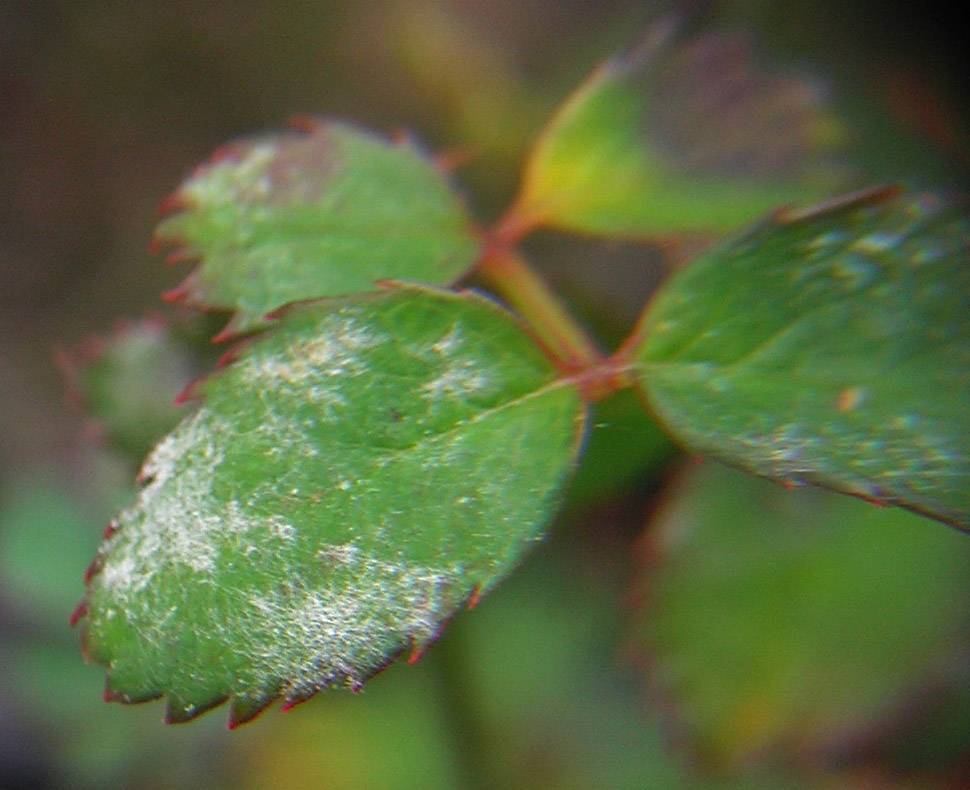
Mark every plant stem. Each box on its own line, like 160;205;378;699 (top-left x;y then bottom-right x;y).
477;245;603;373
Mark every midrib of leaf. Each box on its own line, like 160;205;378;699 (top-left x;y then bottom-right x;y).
238;377;582;459
638;306;853;380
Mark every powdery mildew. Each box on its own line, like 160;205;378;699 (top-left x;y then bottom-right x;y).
98;407;301;594
246;547;461;696
184;143;278;205
84;290;583;722
637;192;969;526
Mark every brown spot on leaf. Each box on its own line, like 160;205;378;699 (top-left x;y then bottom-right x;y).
836;386;865;412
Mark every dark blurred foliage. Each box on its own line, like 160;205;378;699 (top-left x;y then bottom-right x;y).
1;2;966;788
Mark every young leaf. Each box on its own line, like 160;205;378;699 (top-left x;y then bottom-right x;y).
629;188;970;530
59;316;215;463
631;462;970;768
510;28;846;238
76;286;586;727
155;120;479;338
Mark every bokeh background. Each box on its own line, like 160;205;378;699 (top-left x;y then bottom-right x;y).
1;1;967;787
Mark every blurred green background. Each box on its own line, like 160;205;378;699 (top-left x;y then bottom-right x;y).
1;1;966;787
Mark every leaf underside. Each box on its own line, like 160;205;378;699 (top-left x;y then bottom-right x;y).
77;286;585;726
155;120;479;338
633;461;970;767
632;188;970;530
515;29;847;237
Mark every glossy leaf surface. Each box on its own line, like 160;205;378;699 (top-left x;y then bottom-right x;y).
632;189;970;530
512;30;846;237
77;286;584;726
632;462;970;767
155;121;479;337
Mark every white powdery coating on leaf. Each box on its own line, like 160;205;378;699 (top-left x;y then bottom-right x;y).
245;546;461;695
419;324;493;403
184;143;278;205
85;294;580;710
421;360;490;401
97;407;296;595
239;311;385;417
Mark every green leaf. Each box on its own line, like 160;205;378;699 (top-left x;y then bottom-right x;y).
631;188;970;530
76;285;585;726
565;388;675;507
513;28;847;237
155;120;479;338
60;316;215;463
0;481;101;621
631;461;970;768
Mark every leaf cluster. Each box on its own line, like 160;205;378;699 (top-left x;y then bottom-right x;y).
68;20;969;753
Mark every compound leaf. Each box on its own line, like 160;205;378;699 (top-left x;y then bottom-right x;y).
630;188;970;531
512;28;846;238
631;461;970;767
75;285;585;726
155;121;479;338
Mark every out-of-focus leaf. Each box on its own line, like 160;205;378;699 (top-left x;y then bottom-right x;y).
631;461;970;768
0;482;100;620
59;316;211;464
566;388;674;507
77;285;585;727
510;27;847;238
155;120;479;338
235;660;462;790
4;638;234;788
630;188;970;530
390;2;541;169
453;539;696;790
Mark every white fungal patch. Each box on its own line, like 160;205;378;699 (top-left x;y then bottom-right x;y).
299;317;381;374
185;143;278;205
725;422;822;481
84;291;582;715
238;315;386;418
804;230;848;251
243;318;380;387
268;515;297;542
851;232;901;255
422;362;490;401
96;407;296;596
431;325;463;355
245;551;461;695
317;543;360;565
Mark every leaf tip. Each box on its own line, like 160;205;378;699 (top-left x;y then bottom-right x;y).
161;283;190;304
227;694;275;730
433;146;477;174
69;600;88;627
466;584;482;610
164;249;198;267
287;113;324;133
172;378;203;405
157;191;191;217
83;555;104;586
406;642;427;666
164;694;228;725
775;184;903;225
279;689;317;714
